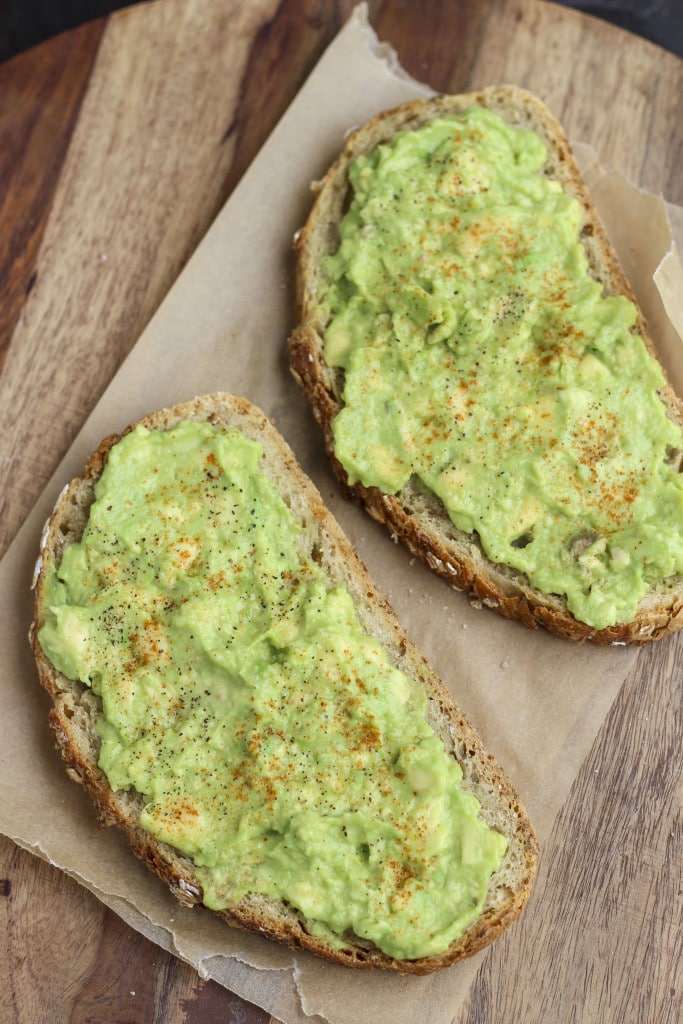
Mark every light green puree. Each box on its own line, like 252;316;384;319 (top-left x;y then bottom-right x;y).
321;106;683;629
38;421;506;960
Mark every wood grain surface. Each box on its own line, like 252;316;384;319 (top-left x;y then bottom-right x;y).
0;1;681;1022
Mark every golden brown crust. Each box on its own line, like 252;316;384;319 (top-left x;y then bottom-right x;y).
288;86;683;645
31;392;537;974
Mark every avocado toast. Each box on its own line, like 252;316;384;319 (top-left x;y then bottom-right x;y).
31;393;537;974
289;86;683;644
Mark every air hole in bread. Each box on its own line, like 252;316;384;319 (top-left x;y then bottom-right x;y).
311;542;323;564
569;529;600;558
340;185;354;219
511;532;533;549
665;446;683;469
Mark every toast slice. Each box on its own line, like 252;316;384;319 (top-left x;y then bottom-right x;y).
31;393;537;974
289;86;683;644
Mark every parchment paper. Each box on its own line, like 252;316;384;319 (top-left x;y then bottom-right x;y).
1;6;682;1023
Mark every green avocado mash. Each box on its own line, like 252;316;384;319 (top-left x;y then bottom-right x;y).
38;420;506;961
320;106;683;629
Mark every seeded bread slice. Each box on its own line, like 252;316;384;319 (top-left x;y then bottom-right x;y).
30;393;537;975
288;85;683;645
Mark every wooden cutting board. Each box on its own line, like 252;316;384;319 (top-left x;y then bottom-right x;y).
0;2;681;1022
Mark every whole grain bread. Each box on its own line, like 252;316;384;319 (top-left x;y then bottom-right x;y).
288;86;683;645
31;393;537;974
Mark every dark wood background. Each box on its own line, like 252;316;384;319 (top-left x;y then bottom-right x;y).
3;0;681;61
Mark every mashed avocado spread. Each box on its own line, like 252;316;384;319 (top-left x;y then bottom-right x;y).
38;421;506;960
321;106;683;629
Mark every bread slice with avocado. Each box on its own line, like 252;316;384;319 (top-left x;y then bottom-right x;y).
289;86;683;644
31;393;537;974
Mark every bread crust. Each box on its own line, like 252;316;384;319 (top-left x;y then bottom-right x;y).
31;393;537;974
289;86;683;645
